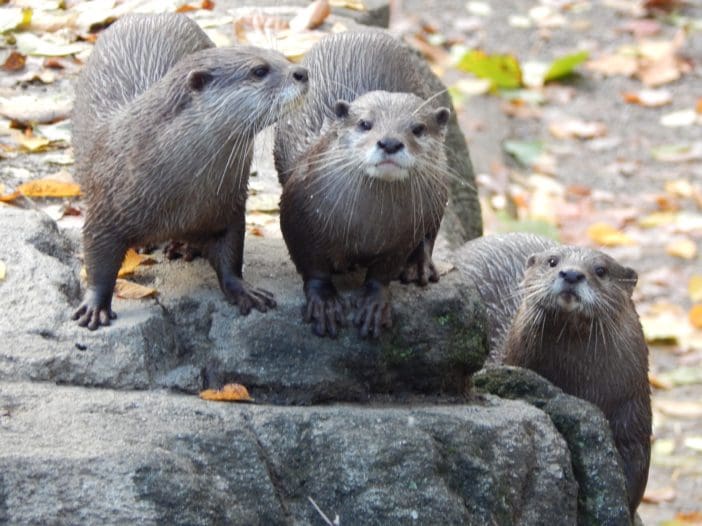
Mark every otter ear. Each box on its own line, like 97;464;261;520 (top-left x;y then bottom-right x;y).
526;254;538;268
622;267;638;296
434;107;450;128
188;70;213;91
333;100;350;119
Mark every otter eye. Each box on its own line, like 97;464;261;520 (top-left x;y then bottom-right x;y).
251;65;270;79
547;256;558;268
411;123;426;137
595;265;607;277
358;119;372;131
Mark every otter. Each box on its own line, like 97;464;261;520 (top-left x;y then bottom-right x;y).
71;13;309;330
275;30;465;339
454;233;651;515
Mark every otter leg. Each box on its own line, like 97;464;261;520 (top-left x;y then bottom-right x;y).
303;274;348;338
208;219;276;316
354;259;402;338
73;231;127;330
400;235;439;286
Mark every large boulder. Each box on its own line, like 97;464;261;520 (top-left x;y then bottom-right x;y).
0;206;488;403
0;381;578;525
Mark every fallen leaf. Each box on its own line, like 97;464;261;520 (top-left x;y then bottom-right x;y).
672;511;702;524
665;179;695;198
641;302;691;344
587;222;635;246
455;50;522;89
0;260;5;281
0;189;20;203
466;1;492;16
503;140;544;167
329;0;366;10
17;178;80;198
175;0;215;12
622;89;672;107
642;486;676;504
697;97;702;114
0;7;32;33
639;211;677;228
14;32;91;57
689;276;702;302
0;94;72;125
289;0;330;31
652;143;702;163
666;238;697;260
691;305;702;329
2;51;26;72
10;130;51;153
637;32;689;86
549;119;607;140
659;366;702;387
654;399;702;418
544;51;588;82
114;279;156;299
660;109;698;127
620;18;661;38
587;53;637;77
649;372;673;390
199;383;253;402
117;249;156;278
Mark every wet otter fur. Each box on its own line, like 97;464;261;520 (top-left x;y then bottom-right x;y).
71;13;309;329
275;30;459;338
454;233;651;515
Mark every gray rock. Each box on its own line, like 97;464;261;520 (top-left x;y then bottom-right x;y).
474;366;632;526
0;206;488;402
0;381;578;525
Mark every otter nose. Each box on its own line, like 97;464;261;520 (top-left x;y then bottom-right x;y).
559;269;585;284
292;67;309;83
377;138;404;154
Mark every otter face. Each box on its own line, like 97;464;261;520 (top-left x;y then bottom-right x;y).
181;46;309;132
523;247;638;318
332;91;449;182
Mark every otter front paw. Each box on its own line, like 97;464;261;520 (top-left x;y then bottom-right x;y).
303;278;347;338
353;282;392;338
222;278;276;315
400;241;439;286
72;290;116;330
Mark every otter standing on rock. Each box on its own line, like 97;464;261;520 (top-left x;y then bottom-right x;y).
275;30;466;339
71;13;309;330
454;233;651;515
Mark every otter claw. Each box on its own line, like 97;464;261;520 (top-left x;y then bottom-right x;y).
304;295;347;338
353;286;392;338
223;279;276;315
73;302;116;331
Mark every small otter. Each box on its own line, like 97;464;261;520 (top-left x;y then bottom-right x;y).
71;13;309;330
275;31;460;339
454;233;651;515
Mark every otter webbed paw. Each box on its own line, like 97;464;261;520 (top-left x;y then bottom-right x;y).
222;277;276;315
400;240;439;286
353;280;392;338
72;288;116;330
303;278;347;338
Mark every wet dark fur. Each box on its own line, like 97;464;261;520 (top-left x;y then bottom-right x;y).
72;13;308;329
275;31;453;339
454;233;651;515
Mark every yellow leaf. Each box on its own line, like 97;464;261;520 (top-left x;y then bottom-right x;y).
665;179;694;198
117;249;156;278
329;0;365;10
689;276;702;302
666;238;697;260
18;178;80;198
639;211;677;228
199;383;253;402
690;305;702;329
586;222;635;246
114;279;157;299
0;189;20;203
0;260;5;281
10;130;51;152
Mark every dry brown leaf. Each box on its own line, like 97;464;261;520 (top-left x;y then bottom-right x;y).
117;249;156;278
637;31;689;86
586;222;635;246
289;0;330;32
674;512;702;524
666;238;697;260
114;279;156;299
549;119;607;140
621;89;671;107
0;189;20;203
642;486;676;504
2;52;27;72
690;305;702;329
586;53;637;77
175;0;214;13
654;399;702;418
0;260;5;281
649;371;673;390
17;178;80;198
199;383;253;402
689;276;702;303
10;130;51;153
697;97;702;114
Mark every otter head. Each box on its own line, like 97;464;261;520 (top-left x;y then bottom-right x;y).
523;246;638;318
174;46;309;133
331;91;449;182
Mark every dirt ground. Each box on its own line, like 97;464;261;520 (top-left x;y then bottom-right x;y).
396;0;702;523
